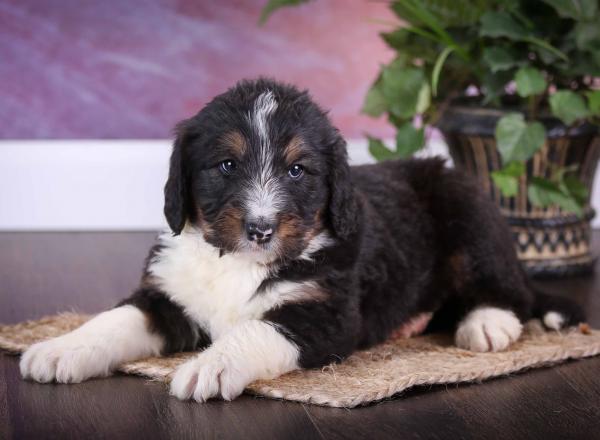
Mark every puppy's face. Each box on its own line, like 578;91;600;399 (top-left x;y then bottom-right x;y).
165;79;356;263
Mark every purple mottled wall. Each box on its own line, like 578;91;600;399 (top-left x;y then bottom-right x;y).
0;0;395;139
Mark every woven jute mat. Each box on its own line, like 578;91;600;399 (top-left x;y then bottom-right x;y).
1;313;599;408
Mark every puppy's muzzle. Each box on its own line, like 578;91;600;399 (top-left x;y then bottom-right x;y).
245;218;276;244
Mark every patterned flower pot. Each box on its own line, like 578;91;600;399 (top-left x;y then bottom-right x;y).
438;104;600;278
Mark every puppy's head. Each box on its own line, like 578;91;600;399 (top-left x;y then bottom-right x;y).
164;78;357;262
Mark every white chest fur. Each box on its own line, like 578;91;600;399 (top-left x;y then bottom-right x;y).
148;228;317;340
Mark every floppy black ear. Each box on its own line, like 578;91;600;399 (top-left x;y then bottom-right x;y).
327;135;359;240
164;121;190;235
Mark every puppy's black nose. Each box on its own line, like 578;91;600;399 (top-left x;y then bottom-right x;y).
246;220;274;244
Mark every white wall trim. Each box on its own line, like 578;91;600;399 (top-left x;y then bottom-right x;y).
0;139;598;230
0;140;171;230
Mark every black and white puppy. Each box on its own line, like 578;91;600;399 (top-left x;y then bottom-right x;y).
20;79;584;402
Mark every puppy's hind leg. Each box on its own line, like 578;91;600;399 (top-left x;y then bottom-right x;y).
533;289;585;331
455;306;523;352
424;165;537;352
449;265;531;352
450;266;530;352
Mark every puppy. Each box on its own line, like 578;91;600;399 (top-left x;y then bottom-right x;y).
20;79;584;402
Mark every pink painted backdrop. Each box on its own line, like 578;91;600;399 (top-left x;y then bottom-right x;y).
0;0;396;139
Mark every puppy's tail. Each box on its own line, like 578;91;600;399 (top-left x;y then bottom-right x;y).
531;287;586;330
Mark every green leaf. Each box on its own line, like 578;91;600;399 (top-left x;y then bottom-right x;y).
482;47;520;72
575;21;600;51
563;175;589;205
368;136;397;162
515;67;547;97
528;177;559;206
431;46;454;96
479;11;528;40
528;177;583;216
495;113;546;163
387;113;406;129
586;90;600;116
479;12;567;61
540;0;597;20
382;30;418;50
391;1;452;44
524;37;569;62
549;91;589;125
535;46;561;65
481;70;514;105
362;83;387;117
593;51;600;73
259;0;311;24
380;64;425;119
390;1;470;61
395;123;425;158
382;27;443;49
491;162;526;197
501;161;527;177
491;173;519;197
379;29;441;61
393;0;488;27
567;52;600;76
386;55;410;71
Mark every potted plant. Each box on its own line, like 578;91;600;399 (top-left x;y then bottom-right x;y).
263;0;600;277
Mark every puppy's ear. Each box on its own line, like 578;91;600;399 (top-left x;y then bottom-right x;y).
164;121;191;235
327;135;359;240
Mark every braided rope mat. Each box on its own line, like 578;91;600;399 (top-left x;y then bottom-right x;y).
1;313;599;408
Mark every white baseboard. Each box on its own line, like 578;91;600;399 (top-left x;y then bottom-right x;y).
0;139;598;230
0;140;170;230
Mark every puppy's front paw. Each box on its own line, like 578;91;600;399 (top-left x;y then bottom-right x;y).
455;307;523;352
20;335;111;383
170;350;248;402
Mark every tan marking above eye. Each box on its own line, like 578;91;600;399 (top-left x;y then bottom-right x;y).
220;131;247;156
283;135;306;164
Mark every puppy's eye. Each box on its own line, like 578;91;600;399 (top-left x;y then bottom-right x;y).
288;164;304;179
219;159;236;175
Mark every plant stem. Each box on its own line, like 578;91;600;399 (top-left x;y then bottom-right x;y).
528;95;536;121
428;89;461;127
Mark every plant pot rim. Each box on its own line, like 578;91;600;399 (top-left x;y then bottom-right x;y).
437;101;598;138
506;208;596;227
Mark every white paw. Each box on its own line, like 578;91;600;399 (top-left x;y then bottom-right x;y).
543;311;565;330
170;349;248;402
455;307;523;352
20;335;111;383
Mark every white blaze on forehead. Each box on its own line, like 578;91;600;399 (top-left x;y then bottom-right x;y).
251;90;278;148
245;90;282;220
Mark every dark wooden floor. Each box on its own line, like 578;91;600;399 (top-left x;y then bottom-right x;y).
1;232;600;440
